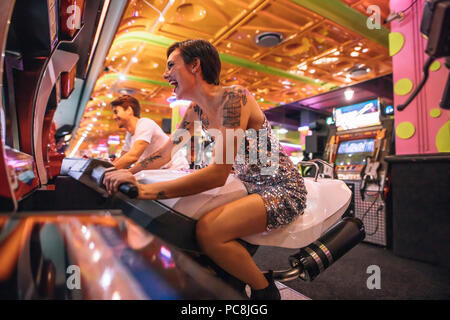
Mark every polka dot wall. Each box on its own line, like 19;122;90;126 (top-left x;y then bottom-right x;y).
389;0;449;154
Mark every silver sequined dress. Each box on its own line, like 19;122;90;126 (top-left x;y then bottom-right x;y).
233;117;307;231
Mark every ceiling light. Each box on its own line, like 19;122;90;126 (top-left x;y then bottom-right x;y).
158;15;165;22
309;69;316;74
313;57;339;65
334;51;340;56
119;74;126;81
350;51;359;57
131;57;138;63
362;48;369;53
344;88;354;100
354;46;362;51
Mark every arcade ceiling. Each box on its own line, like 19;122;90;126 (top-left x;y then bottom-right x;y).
74;0;392;151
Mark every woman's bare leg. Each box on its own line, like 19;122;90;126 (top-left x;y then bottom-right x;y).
196;194;269;290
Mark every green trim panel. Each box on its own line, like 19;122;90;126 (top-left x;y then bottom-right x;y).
289;0;389;47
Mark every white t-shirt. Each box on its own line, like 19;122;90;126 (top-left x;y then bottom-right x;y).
122;118;188;170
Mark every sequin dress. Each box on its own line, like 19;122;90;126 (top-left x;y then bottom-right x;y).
233;117;307;231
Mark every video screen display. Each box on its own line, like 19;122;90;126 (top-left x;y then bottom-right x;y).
335;138;375;165
333;99;380;131
337;138;375;154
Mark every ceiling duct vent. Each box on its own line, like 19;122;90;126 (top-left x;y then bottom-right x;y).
349;64;371;77
255;32;283;47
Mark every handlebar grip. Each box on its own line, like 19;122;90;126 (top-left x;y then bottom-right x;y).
118;183;139;199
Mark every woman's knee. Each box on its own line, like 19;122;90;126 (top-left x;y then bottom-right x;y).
196;217;215;250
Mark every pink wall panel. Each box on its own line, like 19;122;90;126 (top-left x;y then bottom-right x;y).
390;0;449;155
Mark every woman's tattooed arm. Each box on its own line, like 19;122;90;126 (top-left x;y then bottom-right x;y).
193;104;209;130
221;87;248;128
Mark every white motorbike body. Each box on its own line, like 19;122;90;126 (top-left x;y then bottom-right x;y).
135;170;351;249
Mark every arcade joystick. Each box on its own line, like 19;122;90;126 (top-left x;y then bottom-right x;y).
91;166;139;199
60;158;139;199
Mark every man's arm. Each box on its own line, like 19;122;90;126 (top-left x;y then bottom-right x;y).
128;104;197;174
113;140;149;169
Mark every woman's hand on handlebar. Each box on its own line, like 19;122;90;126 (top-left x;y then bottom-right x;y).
103;169;138;195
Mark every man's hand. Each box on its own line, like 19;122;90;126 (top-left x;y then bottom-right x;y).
103;169;138;195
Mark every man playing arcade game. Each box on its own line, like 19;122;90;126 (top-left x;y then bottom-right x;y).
110;95;189;170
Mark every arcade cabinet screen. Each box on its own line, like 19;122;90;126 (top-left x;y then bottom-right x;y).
333;99;381;131
335;138;375;165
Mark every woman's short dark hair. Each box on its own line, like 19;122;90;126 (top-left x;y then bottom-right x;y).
110;95;140;117
167;39;221;85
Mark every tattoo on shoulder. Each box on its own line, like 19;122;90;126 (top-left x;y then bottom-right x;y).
221;87;248;128
172;135;184;145
180;120;190;130
193;104;209;130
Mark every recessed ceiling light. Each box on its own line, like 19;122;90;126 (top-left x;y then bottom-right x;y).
344;88;354;100
255;32;283;47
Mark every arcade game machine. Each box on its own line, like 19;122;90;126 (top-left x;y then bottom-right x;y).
0;0;244;300
325;98;394;246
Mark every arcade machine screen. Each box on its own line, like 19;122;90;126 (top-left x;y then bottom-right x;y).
333;99;381;131
335;138;375;166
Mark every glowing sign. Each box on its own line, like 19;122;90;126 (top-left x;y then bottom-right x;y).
333;99;380;131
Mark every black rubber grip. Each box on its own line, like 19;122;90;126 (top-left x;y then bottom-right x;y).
118;183;139;198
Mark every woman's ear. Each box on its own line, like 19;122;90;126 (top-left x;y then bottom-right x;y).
191;58;201;74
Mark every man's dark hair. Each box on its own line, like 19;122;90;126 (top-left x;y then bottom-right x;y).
167;39;221;85
110;95;140;117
